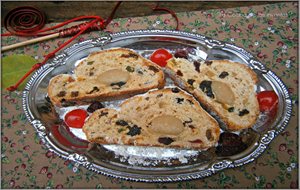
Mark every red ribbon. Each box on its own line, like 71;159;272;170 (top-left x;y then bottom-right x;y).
151;3;179;30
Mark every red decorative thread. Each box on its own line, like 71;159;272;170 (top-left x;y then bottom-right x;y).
151;3;179;30
6;17;103;91
104;1;122;27
58;21;103;37
5;2;122;91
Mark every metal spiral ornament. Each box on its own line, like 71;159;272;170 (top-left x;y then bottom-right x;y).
4;6;46;36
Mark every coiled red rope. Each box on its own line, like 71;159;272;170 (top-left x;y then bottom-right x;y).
58;21;103;37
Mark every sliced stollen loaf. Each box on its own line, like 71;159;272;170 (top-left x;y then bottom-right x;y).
82;88;220;150
165;58;259;131
48;48;165;107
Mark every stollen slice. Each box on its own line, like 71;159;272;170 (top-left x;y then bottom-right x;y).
83;88;220;150
48;48;165;107
165;58;259;131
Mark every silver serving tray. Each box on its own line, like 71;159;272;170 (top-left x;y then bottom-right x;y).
23;30;292;182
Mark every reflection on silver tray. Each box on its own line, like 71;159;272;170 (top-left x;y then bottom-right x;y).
22;30;292;182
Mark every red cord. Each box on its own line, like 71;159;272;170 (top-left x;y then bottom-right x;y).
151;3;179;30
6;18;103;92
58;21;103;37
104;1;122;27
5;2;122;91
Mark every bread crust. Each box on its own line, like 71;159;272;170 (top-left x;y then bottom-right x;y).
166;58;260;131
47;48;165;107
83;88;220;150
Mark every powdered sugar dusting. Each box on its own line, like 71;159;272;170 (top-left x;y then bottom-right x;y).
104;145;199;166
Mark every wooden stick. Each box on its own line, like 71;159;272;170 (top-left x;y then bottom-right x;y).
1;33;60;52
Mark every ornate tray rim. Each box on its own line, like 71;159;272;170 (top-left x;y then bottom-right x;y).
22;29;292;182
